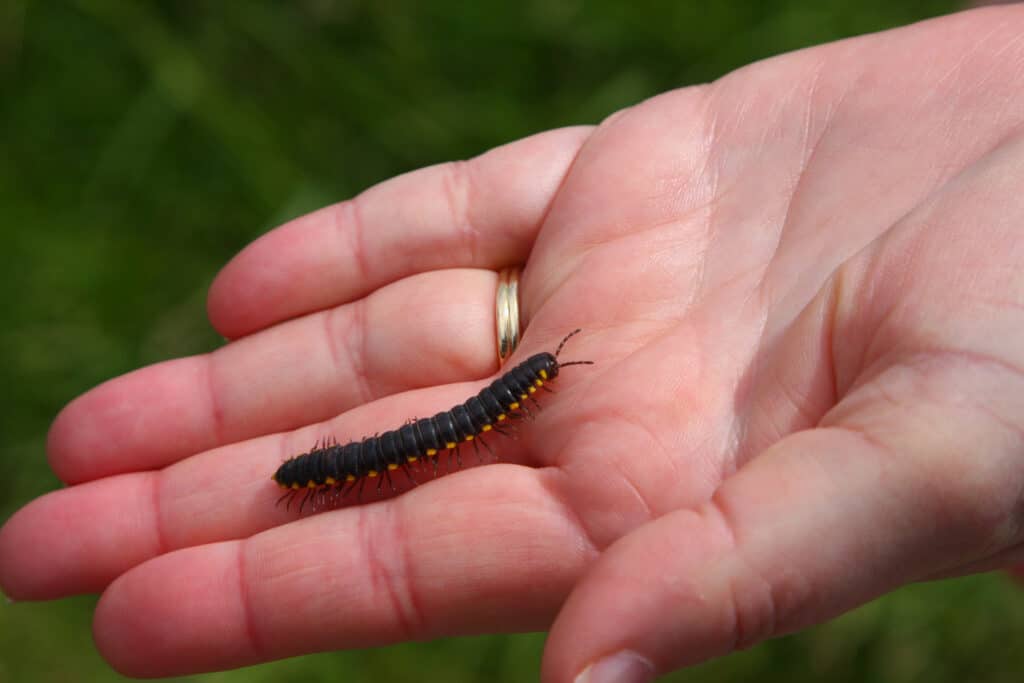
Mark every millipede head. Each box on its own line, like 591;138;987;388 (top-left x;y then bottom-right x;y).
527;351;561;379
524;330;594;380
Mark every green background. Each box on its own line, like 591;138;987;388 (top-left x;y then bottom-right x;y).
5;1;1022;681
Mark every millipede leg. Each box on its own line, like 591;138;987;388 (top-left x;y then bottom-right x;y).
478;434;496;461
298;489;313;513
402;462;419;486
277;490;296;510
384;468;397;494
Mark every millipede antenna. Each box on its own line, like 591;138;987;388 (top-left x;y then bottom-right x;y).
555;328;583;357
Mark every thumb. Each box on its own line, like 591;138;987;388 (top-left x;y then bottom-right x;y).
542;409;1024;682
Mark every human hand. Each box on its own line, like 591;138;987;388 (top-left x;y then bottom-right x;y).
3;6;1024;682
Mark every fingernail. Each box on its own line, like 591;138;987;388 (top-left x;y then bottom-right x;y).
574;651;655;683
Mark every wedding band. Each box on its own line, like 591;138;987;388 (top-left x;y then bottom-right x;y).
496;267;521;365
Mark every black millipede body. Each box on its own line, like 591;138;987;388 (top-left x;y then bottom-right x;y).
272;329;592;510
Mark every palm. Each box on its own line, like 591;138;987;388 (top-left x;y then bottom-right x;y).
525;66;910;541
4;7;1024;681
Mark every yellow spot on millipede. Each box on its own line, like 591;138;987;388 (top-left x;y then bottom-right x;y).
520;393;528;400
426;448;437;456
368;470;379;478
509;402;519;410
407;456;419;463
291;482;300;490
325;476;337;485
535;379;543;387
498;414;507;421
482;424;492;432
387;463;399;471
528;386;537;394
307;480;317;488
539;369;548;379
346;474;356;482
464;435;474;441
445;442;457;449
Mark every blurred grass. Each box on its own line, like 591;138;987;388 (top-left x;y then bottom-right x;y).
5;1;1022;682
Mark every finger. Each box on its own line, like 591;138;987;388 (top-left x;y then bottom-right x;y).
1;372;573;600
543;377;1024;683
0;471;162;600
207;126;593;339
92;465;595;678
48;268;499;484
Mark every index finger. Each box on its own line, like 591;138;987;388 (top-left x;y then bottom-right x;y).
208;126;593;338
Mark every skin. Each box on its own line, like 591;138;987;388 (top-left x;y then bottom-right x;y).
3;6;1024;682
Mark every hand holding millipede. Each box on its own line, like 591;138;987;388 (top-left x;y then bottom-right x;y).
3;8;1024;683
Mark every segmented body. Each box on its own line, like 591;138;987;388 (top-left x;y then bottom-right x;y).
272;330;591;508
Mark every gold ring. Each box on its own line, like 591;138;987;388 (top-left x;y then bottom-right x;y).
496;266;521;365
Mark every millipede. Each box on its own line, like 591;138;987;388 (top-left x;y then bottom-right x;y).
272;329;593;511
